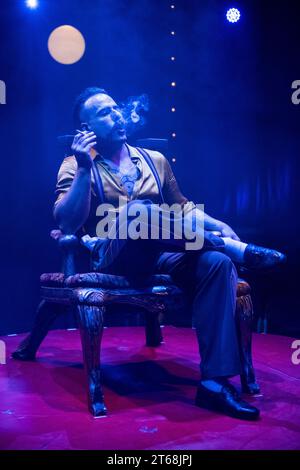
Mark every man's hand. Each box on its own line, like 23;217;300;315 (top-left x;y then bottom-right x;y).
71;131;97;169
218;222;240;241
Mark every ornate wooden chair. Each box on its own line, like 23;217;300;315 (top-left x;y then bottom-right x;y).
13;229;260;417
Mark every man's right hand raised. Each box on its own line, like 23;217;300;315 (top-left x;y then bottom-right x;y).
71;131;97;169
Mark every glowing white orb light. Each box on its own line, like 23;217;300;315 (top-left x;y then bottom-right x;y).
226;8;241;23
26;0;39;8
48;25;85;65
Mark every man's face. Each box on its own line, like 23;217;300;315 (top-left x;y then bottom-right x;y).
81;93;127;145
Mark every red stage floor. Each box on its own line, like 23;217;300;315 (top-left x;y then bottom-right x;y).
0;327;299;450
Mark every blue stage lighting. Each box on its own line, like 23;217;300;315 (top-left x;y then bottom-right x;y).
26;0;39;9
226;8;241;23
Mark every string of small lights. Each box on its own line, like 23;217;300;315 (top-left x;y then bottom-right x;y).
169;3;176;164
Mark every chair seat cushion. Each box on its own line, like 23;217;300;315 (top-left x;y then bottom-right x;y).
40;272;174;288
40;272;251;296
66;272;175;288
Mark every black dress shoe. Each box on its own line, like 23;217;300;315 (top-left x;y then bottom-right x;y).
195;383;260;420
12;348;36;361
243;244;286;270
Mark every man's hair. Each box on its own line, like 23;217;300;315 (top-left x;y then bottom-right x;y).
73;86;107;127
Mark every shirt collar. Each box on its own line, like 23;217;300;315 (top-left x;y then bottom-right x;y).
93;143;142;165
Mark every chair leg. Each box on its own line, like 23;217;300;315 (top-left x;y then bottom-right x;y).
77;304;107;417
144;312;163;347
12;300;66;361
236;294;260;394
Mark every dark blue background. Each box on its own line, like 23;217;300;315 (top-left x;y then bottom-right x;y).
0;0;299;336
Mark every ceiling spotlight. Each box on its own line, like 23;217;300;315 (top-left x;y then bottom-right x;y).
26;0;39;9
226;8;241;23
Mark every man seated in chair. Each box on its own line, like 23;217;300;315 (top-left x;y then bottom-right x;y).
52;87;285;420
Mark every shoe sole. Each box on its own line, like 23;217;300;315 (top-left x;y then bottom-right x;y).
195;395;260;421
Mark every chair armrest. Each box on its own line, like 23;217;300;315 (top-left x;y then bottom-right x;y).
50;229;79;277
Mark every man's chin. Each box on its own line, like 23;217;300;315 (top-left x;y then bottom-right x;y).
108;135;127;149
114;134;127;143
103;132;127;148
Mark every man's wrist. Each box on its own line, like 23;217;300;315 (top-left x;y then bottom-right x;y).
77;165;92;175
